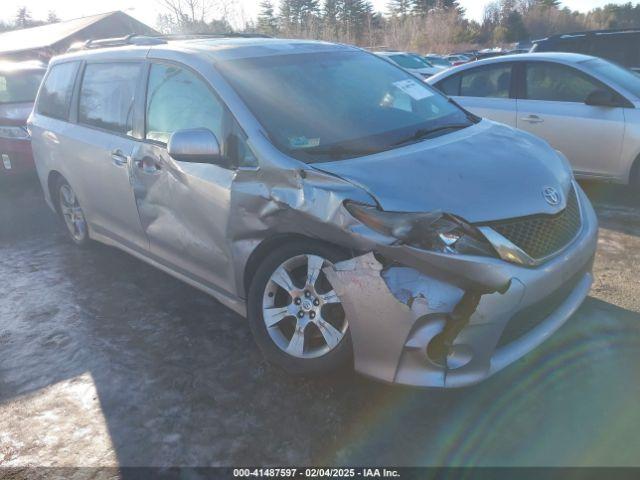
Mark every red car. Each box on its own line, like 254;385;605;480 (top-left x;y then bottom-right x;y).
0;61;46;178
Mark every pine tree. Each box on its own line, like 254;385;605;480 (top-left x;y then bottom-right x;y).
257;0;279;35
337;0;372;41
280;0;321;31
15;7;32;29
387;0;412;17
537;0;561;8
46;11;60;24
323;0;340;39
412;0;461;16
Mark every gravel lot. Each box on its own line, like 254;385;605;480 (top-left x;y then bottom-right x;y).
1;177;639;468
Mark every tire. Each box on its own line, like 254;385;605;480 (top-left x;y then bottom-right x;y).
55;177;90;247
247;240;352;375
633;160;640;191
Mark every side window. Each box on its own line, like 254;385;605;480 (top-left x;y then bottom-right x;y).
460;64;512;98
526;63;601;103
37;62;79;120
146;63;224;145
436;74;461;96
79;63;142;135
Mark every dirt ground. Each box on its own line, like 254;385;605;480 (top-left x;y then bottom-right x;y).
1;177;639;468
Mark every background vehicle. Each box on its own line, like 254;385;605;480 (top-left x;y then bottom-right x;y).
532;29;640;73
30;37;597;388
375;51;441;78
424;55;452;68
0;61;46;178
429;52;640;187
445;54;472;66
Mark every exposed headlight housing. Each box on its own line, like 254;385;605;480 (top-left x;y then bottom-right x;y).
344;201;495;256
0;126;30;140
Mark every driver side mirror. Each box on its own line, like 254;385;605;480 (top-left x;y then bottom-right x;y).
168;128;227;166
585;89;619;107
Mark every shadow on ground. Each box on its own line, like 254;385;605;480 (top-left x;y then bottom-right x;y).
1;178;639;467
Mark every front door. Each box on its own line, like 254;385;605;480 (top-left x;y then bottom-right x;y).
516;61;625;178
131;62;237;293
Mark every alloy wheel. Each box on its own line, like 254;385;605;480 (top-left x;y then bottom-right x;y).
262;254;347;359
59;184;87;243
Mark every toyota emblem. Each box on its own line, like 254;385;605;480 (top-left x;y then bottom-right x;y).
543;187;561;206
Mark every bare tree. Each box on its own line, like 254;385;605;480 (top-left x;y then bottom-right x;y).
157;0;240;33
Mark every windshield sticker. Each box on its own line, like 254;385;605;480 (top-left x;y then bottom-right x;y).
289;136;321;149
393;79;434;101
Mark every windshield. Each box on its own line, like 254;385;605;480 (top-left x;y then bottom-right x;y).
388;54;427;70
217;51;473;163
583;58;640;99
0;70;44;104
409;54;433;68
427;57;451;67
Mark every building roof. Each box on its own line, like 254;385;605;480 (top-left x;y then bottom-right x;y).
0;11;158;56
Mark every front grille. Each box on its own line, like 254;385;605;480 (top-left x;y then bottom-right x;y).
486;186;582;260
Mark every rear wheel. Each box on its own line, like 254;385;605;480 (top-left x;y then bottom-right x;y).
633;159;640;192
56;178;89;247
247;241;352;375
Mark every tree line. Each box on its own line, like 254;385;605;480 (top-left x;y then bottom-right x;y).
251;0;640;52
3;1;640;53
0;7;60;32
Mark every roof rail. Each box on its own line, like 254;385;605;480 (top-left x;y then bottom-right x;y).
158;33;272;40
534;27;640;43
66;32;273;53
67;34;167;52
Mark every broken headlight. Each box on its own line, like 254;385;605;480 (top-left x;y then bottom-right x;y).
344;201;495;256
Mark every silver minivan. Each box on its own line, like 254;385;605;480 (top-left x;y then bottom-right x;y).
30;36;598;388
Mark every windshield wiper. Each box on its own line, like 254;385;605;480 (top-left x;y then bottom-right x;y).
392;124;470;147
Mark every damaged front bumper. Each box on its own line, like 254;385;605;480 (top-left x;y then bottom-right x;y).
324;187;598;388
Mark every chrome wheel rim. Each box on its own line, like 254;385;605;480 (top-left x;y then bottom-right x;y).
59;184;87;242
262;254;347;359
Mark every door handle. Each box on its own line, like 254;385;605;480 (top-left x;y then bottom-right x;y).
111;150;129;167
520;115;544;124
134;156;162;174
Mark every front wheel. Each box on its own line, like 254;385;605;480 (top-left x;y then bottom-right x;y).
247;241;352;375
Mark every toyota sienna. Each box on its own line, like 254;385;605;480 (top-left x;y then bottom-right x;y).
29;36;598;387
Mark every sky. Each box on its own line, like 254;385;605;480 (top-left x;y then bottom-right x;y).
0;0;631;29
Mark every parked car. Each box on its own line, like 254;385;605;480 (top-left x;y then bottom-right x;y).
407;53;448;71
429;52;640;187
445;54;472;66
375;51;441;78
532;29;640;72
424;54;452;69
30;37;597;388
0;61;46;178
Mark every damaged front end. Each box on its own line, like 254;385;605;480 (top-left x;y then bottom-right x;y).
323;186;597;388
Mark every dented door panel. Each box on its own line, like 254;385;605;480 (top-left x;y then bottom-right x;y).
131;142;237;294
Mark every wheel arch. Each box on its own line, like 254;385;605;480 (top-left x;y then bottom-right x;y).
241;233;352;299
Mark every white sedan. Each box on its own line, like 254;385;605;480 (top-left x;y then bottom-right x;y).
428;52;640;187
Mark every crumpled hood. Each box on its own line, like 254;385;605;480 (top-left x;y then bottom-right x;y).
313;120;574;223
0;102;32;125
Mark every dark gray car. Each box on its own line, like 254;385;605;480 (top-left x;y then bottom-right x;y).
29;37;598;388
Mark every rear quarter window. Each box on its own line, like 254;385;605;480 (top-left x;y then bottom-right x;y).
37;62;80;120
